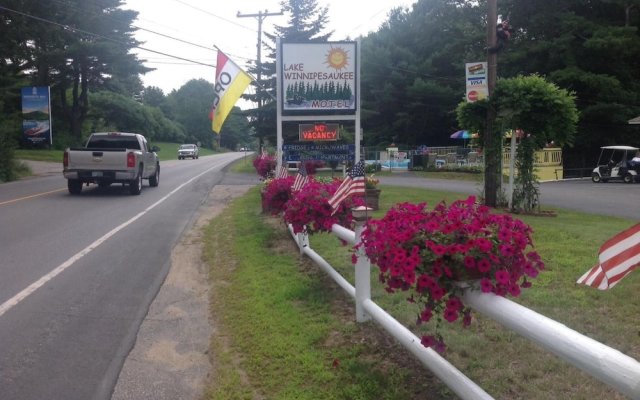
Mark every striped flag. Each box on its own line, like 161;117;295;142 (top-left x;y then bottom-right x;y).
292;163;310;192
277;165;289;179
576;223;640;290
327;161;366;214
210;50;252;133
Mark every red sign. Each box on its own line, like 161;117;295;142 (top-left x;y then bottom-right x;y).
299;123;339;141
467;90;478;102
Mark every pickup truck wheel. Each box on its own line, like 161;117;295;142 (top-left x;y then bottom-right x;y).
129;170;142;195
149;164;160;187
68;179;83;194
624;173;633;184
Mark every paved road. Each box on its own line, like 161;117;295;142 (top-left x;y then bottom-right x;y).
377;173;639;220
16;162;639;221
0;154;258;400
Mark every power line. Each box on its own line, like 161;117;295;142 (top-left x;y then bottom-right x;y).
45;0;256;64
0;4;216;68
169;0;255;32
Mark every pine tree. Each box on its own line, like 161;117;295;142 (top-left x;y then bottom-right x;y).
242;0;333;147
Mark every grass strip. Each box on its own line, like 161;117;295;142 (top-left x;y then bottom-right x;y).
203;188;452;399
201;174;638;399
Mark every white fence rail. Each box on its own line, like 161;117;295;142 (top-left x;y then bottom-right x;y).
287;209;640;400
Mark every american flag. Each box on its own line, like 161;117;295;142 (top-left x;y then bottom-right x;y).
327;161;366;214
577;223;640;290
276;165;289;179
292;163;310;192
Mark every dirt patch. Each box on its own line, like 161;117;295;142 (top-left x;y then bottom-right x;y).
112;185;254;400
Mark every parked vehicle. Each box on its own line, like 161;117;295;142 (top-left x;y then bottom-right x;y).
178;144;199;159
63;132;160;195
591;145;639;183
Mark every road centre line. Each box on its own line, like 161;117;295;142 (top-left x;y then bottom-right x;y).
0;160;228;318
0;188;67;206
0;160;188;207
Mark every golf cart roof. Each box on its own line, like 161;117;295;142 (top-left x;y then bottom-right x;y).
600;145;639;151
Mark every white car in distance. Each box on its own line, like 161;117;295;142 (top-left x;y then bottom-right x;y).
178;144;199;160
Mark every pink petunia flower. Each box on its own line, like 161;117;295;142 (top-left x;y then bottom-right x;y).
443;308;459;322
495;269;510;285
480;278;494;293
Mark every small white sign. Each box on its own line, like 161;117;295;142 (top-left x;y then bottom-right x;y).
465;62;488;102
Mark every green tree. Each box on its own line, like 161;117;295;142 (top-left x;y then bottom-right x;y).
166;79;217;148
165;79;249;150
243;0;333;147
360;1;485;147
0;0;150;142
498;0;640;167
219;107;251;150
141;86;167;110
458;75;579;211
88;91;185;142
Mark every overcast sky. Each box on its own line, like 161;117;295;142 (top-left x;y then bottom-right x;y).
123;0;414;97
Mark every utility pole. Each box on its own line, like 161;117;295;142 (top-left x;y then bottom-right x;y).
484;0;499;207
237;9;283;86
237;9;283;150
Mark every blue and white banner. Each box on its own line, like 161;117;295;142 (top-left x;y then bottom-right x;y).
21;86;52;145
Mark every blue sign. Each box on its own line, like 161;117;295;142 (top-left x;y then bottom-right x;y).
283;143;355;162
21;86;52;145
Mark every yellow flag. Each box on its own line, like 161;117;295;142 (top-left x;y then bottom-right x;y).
210;51;252;133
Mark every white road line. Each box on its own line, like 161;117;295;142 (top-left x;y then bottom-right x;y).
0;160;229;318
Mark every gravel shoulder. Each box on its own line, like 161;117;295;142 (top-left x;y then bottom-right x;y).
111;184;254;400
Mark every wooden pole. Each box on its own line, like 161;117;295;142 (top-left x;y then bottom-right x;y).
484;0;499;207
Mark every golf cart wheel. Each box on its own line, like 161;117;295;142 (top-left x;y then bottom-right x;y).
624;173;633;184
591;173;601;183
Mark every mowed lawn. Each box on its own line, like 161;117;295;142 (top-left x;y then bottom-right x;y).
202;169;639;400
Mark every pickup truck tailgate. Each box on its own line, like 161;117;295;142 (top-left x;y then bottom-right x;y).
67;148;129;171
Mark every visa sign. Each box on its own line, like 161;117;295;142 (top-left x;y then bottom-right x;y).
465;62;488;103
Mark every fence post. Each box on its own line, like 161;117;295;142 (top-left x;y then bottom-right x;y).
352;206;372;322
296;231;308;254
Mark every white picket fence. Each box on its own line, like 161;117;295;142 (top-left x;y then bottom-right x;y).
287;208;640;399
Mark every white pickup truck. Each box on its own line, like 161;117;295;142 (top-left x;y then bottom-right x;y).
63;132;160;195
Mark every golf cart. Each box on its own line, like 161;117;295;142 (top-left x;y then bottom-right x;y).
591;145;639;183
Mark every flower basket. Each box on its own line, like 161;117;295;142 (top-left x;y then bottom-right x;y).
356;196;545;353
261;177;294;215
283;179;365;234
364;188;381;210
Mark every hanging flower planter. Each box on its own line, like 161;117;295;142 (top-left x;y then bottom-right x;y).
364;175;380;210
356;196;545;353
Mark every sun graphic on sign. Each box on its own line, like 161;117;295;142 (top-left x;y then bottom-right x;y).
324;47;349;70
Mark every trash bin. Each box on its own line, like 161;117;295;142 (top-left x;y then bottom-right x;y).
411;154;425;170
